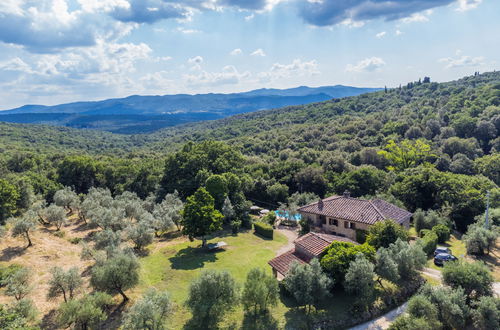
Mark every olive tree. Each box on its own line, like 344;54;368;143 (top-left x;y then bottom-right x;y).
283;259;332;312
125;220;154;250
442;260;493;299
4;267;32;301
57;292;113;330
47;267;83;302
185;270;239;327
241;268;279;315
374;247;400;289
8;211;37;247
122;288;173;330
54;187;80;214
43;204;67;230
90;252;140;302
471;296;500;330
344;254;376;307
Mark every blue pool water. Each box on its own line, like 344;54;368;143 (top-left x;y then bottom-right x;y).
275;210;302;221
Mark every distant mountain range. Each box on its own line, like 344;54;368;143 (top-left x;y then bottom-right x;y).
0;85;380;134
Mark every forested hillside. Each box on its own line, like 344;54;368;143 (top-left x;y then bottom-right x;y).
1;71;499;232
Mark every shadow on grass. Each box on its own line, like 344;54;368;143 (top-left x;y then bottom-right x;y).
40;309;58;330
169;246;219;270
253;232;273;241
0;245;28;261
242;312;279;330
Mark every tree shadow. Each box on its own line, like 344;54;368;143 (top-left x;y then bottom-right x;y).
158;230;184;242
99;300;128;329
71;221;92;232
253;232;273;241
169;246;219;270
242;312;279;330
40;309;58;330
0;245;28;262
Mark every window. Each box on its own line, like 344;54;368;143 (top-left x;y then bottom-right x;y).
344;221;356;229
328;218;338;226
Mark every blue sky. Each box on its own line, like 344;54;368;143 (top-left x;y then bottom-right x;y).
0;0;498;109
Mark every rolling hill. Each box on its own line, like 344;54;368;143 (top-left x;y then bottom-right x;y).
0;85;380;134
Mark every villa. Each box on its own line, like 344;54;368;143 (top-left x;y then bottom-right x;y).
268;192;412;279
297;191;412;242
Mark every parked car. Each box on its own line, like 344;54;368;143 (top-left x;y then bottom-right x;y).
434;247;451;257
434;253;457;266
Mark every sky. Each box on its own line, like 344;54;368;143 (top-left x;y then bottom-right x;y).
0;0;498;109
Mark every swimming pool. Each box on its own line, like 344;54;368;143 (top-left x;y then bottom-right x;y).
275;210;302;221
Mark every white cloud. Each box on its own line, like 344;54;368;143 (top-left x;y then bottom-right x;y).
456;0;482;12
188;56;204;64
376;31;386;38
258;59;319;82
177;27;201;34
395;30;403;36
346;57;386;73
245;13;254;21
250;48;266;57
439;54;485;69
400;10;432;23
230;48;242;56
184;65;250;87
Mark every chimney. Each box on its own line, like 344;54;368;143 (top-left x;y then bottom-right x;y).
343;190;351;198
318;199;324;210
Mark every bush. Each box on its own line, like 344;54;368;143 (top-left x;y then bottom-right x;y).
432;224;451;243
68;237;82;245
418;229;431;238
262;212;276;226
254;222;273;239
0;264;23;286
420;231;438;256
356;229;368;243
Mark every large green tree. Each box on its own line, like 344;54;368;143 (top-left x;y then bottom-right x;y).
182;188;223;246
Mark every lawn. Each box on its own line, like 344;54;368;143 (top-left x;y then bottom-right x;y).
134;230;355;329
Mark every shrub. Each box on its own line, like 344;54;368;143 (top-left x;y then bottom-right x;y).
68;237;82;245
320;242;376;284
262;212;276;226
432;224;451;243
0;264;23;286
420;231;438;256
356;229;368;243
418;229;431;238
254;222;273;239
366;220;409;249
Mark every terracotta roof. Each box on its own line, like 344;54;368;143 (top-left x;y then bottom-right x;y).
268;233;358;276
268;249;307;276
298;195;412;225
294;232;357;256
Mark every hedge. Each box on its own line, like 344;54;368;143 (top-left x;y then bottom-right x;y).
420;231;438;256
432;224;451;243
254;222;273;239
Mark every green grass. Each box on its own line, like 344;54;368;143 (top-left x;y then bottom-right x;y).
426;233;466;271
135;230;355;329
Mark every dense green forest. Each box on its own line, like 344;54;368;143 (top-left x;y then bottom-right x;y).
1;72;499;232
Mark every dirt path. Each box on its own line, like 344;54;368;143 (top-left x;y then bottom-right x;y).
349;302;408;330
275;225;298;255
421;267;442;280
